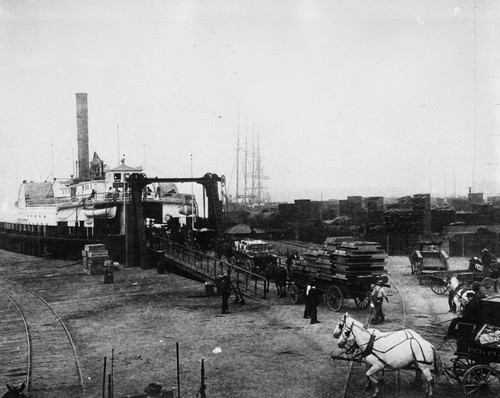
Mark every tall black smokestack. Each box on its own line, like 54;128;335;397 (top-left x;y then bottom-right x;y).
76;93;90;181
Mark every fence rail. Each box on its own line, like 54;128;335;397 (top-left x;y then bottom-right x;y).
151;237;268;299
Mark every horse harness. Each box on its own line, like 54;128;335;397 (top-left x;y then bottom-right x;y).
341;321;433;368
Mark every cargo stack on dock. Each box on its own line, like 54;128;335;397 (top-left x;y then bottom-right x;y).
82;244;109;275
332;241;388;284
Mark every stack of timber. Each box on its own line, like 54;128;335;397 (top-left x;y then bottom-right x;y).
292;239;387;285
82;244;109;275
332;241;387;284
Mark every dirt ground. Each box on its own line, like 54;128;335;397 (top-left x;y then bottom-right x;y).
0;250;481;398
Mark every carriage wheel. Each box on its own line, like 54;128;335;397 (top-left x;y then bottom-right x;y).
354;295;371;310
326;285;343;312
481;277;495;296
230;256;237;265
462;364;500;397
452;355;476;381
244;260;253;272
430;278;449;295
288;284;300;304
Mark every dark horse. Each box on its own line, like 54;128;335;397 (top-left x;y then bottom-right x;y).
2;384;28;398
263;262;288;298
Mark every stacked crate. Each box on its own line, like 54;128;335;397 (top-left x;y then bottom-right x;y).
82;244;109;275
332;241;387;284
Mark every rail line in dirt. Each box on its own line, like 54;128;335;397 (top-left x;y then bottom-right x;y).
0;276;84;398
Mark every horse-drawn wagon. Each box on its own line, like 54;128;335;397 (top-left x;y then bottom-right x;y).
288;241;388;311
445;295;500;396
409;241;449;284
427;268;497;299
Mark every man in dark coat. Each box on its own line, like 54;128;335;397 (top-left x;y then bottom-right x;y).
220;269;232;314
481;249;493;275
308;280;321;324
445;291;482;339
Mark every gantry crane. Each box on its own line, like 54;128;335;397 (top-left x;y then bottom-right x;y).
126;172;225;268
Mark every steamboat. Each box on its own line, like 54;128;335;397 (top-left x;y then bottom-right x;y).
0;93;204;261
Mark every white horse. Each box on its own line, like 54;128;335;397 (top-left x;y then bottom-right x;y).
333;313;425;391
449;276;474;313
336;315;443;398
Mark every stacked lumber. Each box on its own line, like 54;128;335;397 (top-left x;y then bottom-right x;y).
82;244;109;275
291;239;387;285
295;247;333;281
331;241;387;283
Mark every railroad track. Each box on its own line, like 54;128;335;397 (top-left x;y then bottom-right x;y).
0;277;84;398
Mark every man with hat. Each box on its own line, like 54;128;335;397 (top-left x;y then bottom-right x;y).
371;279;389;325
472;281;486;299
445;290;483;339
481;248;493;276
307;279;321;324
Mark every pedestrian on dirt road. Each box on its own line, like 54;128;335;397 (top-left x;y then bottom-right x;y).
220;268;232;314
371;279;388;324
308;280;321;324
303;278;313;319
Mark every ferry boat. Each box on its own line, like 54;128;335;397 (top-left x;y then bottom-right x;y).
0;93;198;261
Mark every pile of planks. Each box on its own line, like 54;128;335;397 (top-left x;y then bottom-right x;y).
292;238;387;284
331;241;387;283
82;244;109;275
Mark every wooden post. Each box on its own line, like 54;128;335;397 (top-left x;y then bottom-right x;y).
111;348;114;398
176;342;181;398
199;358;206;398
102;357;107;398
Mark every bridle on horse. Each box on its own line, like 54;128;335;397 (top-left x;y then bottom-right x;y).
340;320;375;357
341;321;433;367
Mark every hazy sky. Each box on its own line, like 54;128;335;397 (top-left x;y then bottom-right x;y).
1;0;499;215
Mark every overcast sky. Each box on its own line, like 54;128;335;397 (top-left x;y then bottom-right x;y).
1;0;499;217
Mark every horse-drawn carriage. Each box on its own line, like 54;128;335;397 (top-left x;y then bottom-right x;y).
409;241;449;284
332;306;500;397
287;241;388;311
427;269;497;299
446;295;500;396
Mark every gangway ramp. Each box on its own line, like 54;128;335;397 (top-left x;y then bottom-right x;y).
150;238;268;300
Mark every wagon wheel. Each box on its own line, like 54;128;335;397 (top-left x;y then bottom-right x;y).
481;277;495;296
430;278;449;295
326;285;343;312
451;355;476;381
462;364;500;397
354;295;371;310
244;260;253;272
288;284;301;304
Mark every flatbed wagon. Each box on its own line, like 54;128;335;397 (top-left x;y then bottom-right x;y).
409;241;449;285
427;269;497;297
287;241;388;311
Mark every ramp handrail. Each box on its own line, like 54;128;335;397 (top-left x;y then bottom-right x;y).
151;237;268;298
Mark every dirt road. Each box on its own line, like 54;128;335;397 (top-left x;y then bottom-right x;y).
0;249;476;397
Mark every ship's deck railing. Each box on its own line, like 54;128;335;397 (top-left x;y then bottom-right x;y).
24;190;193;208
151;236;268;298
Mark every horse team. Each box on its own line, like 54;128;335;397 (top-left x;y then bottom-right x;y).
332;312;443;398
